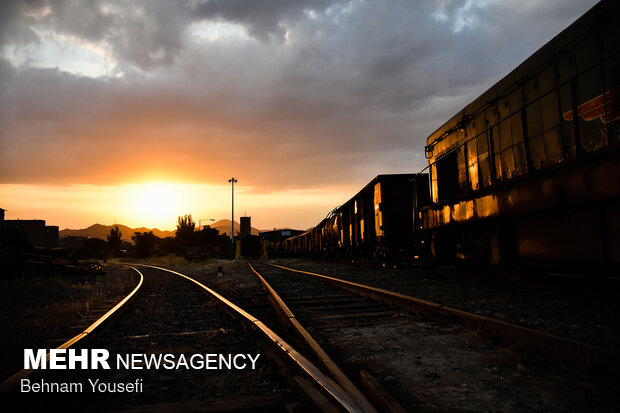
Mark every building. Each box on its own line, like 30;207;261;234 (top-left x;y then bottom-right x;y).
240;216;251;239
0;209;59;248
259;228;304;244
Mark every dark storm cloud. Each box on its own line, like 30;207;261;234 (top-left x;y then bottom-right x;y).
0;0;600;191
192;0;342;42
0;0;41;46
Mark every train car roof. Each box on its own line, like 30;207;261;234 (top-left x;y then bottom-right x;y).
336;174;419;211
425;0;604;148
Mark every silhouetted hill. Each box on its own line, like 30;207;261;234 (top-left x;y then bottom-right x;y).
59;224;175;241
207;219;261;236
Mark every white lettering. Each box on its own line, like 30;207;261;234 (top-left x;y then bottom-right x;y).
219;354;231;369
91;349;110;369
116;354;129;369
132;353;144;369
247;354;260;369
24;349;46;369
205;353;217;369
68;349;88;369
190;354;203;369
49;349;66;369
233;354;246;369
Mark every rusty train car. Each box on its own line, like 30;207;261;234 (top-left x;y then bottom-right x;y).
423;0;619;275
278;174;428;262
279;0;620;275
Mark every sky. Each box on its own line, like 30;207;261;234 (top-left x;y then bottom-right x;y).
0;0;600;231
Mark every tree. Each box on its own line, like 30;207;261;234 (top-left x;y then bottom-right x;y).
132;231;159;257
176;214;196;246
196;225;233;258
107;225;122;251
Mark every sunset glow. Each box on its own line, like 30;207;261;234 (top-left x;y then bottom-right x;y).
0;182;351;231
126;183;189;227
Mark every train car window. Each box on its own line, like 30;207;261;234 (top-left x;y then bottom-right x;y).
578;66;607;152
557;49;577;84
538;64;556;96
541;92;560;132
499;119;511;151
526;100;544;139
541;92;563;164
466;120;476;142
436;150;459;201
487;105;498;128
495;111;528;181
526;100;545;169
457;145;468;193
529;136;545;170
511;113;524;145
339;213;344;246
374;183;384;237
493;144;502;181
525;76;539;104
475;111;487;135
478;133;492;188
558;83;577;160
467;138;479;190
509;86;523;114
360;219;364;241
602;60;620;145
431;164;438;203
349;223;353;244
512;111;527;176
498;97;510;120
514;141;527;176
544;128;563;164
501;146;515;180
495;122;513;180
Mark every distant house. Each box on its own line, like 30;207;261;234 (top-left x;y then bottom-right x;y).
259;229;304;244
1;216;59;248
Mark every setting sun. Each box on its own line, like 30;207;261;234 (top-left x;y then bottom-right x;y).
128;183;184;225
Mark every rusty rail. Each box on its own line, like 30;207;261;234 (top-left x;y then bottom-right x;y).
266;262;620;386
0;265;144;392
133;264;370;412
248;262;379;413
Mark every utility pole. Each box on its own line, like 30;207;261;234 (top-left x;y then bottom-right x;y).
228;177;237;258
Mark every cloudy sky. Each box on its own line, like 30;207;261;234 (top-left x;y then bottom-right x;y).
0;0;599;231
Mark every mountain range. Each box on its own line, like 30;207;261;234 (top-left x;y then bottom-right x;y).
59;220;262;241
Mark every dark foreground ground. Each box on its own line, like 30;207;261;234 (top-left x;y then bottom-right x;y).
2;256;619;412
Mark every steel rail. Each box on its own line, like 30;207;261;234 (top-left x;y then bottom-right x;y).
131;264;369;413
248;262;378;413
0;265;144;392
266;262;620;385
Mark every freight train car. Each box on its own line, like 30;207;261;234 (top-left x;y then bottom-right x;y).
421;0;620;276
280;174;429;263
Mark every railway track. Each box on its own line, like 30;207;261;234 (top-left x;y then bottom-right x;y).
249;261;620;411
1;264;377;412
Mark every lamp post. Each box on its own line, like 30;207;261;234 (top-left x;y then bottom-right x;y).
228;177;237;259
